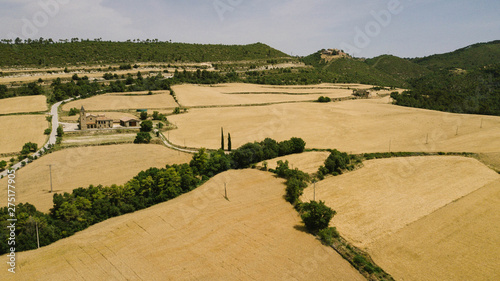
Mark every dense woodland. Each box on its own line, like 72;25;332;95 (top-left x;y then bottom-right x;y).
0;137;306;254
0;40;288;66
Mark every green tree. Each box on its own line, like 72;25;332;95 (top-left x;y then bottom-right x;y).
57;125;64;137
221;127;224;150
300;201;336;233
189;148;208;175
140;111;148;120
228;133;232;151
152;111;160;120
134;132;151;144
285;177;307;205
140;120;153;132
0;160;7;171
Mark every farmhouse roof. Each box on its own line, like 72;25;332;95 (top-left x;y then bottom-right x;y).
120;117;141;122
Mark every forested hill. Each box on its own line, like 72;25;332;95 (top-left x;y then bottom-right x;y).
411;40;500;71
0;40;290;66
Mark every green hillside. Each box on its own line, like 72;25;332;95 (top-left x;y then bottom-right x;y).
365;55;430;81
324;58;405;87
411;40;500;71
0;41;289;67
302;52;406;87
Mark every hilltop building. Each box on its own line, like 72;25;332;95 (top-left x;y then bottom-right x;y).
79;106;113;130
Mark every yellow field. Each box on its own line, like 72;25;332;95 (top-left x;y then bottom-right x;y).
9;170;364;281
369;179;500;281
0;95;47;114
0;115;48;154
0;144;192;212
60;111;139;123
167;100;500;153
258;151;330;174
301;156;500;247
62;91;178;111
477;152;500;171
173;83;394;107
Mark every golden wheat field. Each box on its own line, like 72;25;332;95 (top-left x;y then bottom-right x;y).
62;91;178;111
0;95;47;114
0;115;48;154
369;179;500;281
172;83;390;107
167;100;500;153
0;144;192;212
258;151;330;174
8;169;364;281
301;156;500;247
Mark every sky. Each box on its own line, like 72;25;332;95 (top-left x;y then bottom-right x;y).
0;0;499;58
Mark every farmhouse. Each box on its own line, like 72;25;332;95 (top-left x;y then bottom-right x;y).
79;106;113;130
120;117;141;127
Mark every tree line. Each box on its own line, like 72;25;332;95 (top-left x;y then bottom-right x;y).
0;137;305;254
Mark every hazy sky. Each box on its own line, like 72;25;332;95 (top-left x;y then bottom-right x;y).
0;0;499;58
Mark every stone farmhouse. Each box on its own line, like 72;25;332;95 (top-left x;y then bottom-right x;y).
79;106;113;130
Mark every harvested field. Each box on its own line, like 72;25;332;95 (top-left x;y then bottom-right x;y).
0;115;48;154
477;152;500;172
167;100;500;153
369;179;500;281
62;91;178;111
0;144;192;212
301;156;500;247
60;111;139;123
8;169;364;281
258;151;330;174
0;95;47;114
172;83;377;107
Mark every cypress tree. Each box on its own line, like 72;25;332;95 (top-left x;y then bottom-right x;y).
228;133;232;151
221;127;224;150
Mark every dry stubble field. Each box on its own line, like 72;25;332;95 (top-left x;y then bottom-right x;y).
168;99;500;153
0;144;192;212
301;156;500;247
172;83;395;107
9;169;364;281
370;179;500;281
301;156;500;280
0;95;47;115
62;91;178;111
0;115;48;154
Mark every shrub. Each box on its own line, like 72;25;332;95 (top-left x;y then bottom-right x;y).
300;200;336;233
285;177;307;204
324;149;350;175
68;107;80;116
134;132;151;144
44;128;52;135
317;96;331;103
318;227;339;246
140;120;153;132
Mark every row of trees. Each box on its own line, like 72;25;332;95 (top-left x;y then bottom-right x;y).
0;137;305;254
